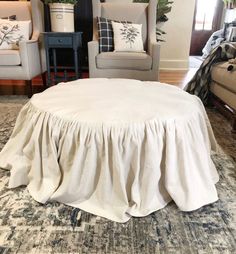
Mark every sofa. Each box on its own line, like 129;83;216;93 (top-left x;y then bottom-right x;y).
210;58;236;132
0;0;46;97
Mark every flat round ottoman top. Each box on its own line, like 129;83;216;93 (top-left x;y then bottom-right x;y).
0;78;219;222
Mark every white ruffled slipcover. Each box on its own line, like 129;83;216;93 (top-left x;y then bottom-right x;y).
0;79;219;222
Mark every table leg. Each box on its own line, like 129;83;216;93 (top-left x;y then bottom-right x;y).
53;49;57;83
78;48;83;78
74;49;79;80
45;48;51;86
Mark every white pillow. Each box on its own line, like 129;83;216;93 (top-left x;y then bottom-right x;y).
111;21;145;52
0;19;32;50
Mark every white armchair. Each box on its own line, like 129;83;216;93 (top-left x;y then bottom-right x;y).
88;0;160;81
0;0;46;97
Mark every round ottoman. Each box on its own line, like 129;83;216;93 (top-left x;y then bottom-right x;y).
0;78;219;222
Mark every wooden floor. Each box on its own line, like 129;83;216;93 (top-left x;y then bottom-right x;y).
159;68;197;88
0;69;198;95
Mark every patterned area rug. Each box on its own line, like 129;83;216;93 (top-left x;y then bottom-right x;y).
0;96;235;254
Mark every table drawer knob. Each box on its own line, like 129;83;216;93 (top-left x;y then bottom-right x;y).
47;36;73;46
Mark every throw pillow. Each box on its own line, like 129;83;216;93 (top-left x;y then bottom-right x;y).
97;17;131;53
97;17;114;52
111;22;144;52
227;27;236;42
1;15;17;21
0;19;31;50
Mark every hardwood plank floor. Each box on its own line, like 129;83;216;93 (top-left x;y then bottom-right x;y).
0;69;198;95
159;68;197;88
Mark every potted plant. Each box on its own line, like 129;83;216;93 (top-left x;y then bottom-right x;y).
42;0;78;32
222;0;236;9
133;0;174;41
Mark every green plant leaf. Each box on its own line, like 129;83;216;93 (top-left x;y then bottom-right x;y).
133;0;174;41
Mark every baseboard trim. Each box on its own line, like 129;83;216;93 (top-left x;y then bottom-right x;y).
160;59;189;70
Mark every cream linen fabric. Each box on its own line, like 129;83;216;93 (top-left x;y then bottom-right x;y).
0;79;219;223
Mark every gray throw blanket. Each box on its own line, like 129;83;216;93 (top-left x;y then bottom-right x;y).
185;43;236;105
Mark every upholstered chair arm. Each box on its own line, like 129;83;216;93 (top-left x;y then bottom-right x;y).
148;38;161;55
30;31;40;42
92;0;101;41
19;39;41;80
88;40;99;51
88;40;99;76
150;41;160;77
148;0;158;53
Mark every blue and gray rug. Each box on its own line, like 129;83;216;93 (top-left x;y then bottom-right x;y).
0;96;235;254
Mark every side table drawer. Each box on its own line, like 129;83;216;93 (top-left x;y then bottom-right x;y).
48;36;73;46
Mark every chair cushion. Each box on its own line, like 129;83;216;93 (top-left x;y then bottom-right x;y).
96;52;152;70
0;50;21;65
211;61;236;93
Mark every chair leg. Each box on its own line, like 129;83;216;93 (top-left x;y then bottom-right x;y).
41;72;47;88
25;80;32;98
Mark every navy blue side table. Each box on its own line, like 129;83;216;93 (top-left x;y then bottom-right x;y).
43;32;83;86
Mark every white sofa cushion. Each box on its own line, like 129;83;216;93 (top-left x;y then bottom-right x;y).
0;50;21;65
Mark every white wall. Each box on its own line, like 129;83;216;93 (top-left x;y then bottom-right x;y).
159;0;195;70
